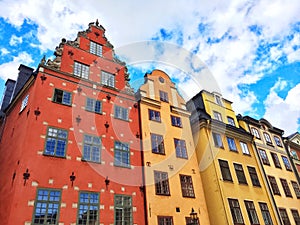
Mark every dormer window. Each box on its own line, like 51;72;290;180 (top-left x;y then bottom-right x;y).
227;116;235;126
274;136;282;147
263;132;273;145
90;41;102;57
251;128;261;139
215;95;222;106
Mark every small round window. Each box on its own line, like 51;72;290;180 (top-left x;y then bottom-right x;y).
159;77;165;83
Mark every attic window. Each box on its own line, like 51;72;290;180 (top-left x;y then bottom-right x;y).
90;41;102;57
215;95;222;106
20;94;29;112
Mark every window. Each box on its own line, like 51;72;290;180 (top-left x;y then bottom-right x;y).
74;61;89;79
274;136;282;147
213;111;222;121
32;188;61;225
185;217;199;225
159;90;169;102
228;199;244;225
259;202;273;225
174;139;188;159
264;133;273;145
149;109;161;122
180;175;195;198
151;134;165;154
114;141;130;168
158;216;173;225
281;156;292;171
247;166;261;187
234;163;247;184
77;192;99;225
82;135;101;163
213;132;223;148
101;71;115;88
280;179;292;197
244;201;259;225
291;209;300;225
86;98;102;114
44;127;68;157
219;159;233;181
268;176;280;195
114;195;132;225
215;95;222;105
290;150;299;160
259;149;270;165
279;208;291;225
240;141;250;155
271;152;281;168
114;105;129;121
291;181;300;198
228;116;235;126
251;128;261;139
154;171;170;195
171;115;182;127
53;89;72;106
90;41;102;56
20;94;29;112
227;137;237;151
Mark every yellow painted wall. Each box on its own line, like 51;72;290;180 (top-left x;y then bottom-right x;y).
248;123;300;224
138;70;210;225
191;91;278;225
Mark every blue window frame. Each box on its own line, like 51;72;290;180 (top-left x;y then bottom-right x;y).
44;127;68;157
171;115;182;127
151;134;165;154
149;109;161;122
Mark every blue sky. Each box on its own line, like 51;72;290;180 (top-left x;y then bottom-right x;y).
0;0;299;134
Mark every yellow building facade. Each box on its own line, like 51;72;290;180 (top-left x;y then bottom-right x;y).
187;90;278;225
239;116;300;225
136;70;210;225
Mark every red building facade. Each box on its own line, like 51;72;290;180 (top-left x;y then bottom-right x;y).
0;21;145;225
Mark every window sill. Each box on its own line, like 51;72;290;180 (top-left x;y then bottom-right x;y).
81;159;101;164
52;101;72;107
114;117;129;122
182;195;196;198
152;151;166;155
85;109;103;115
242;153;251;157
156;193;171;196
114;164;131;169
43;153;66;159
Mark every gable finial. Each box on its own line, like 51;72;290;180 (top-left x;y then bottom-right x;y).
96;19;99;26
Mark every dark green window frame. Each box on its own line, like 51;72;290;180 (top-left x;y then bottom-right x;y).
114;195;132;225
114;141;130;168
53;88;72;106
32;188;61;225
77;191;100;225
44;127;68;157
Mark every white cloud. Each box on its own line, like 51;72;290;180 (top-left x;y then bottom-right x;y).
9;34;22;46
0;52;34;80
0;48;9;55
264;80;300;134
0;0;299;132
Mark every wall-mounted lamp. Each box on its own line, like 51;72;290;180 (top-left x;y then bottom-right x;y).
76;115;82;125
133;103;138;108
189;208;199;225
23;168;30;186
70;172;76;187
146;162;151;167
168;165;174;170
136;132;140;139
106;94;111;101
40;74;47;84
104;121;109;132
34;107;41;120
105;176;110;189
192;169;196;174
139;185;144;192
